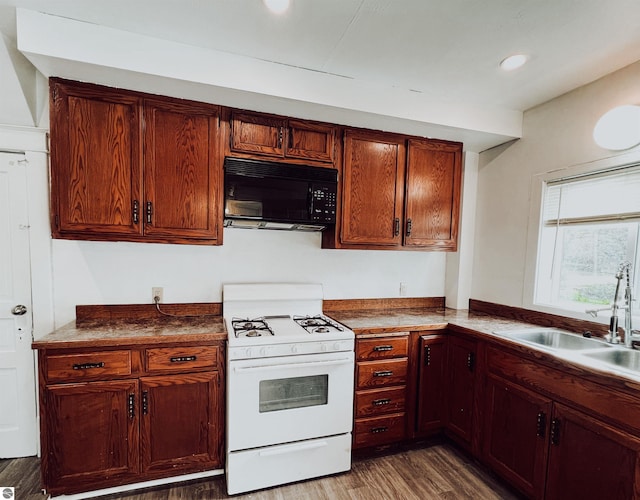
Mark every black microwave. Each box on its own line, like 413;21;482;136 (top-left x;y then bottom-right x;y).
223;157;338;231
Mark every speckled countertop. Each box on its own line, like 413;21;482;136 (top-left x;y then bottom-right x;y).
32;316;226;349
329;307;537;336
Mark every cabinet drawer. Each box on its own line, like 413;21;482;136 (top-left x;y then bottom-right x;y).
356;337;408;361
46;350;132;383
355;386;406;418
356;358;407;389
145;346;218;372
354;413;406;448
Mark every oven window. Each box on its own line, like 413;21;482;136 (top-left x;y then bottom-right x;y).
259;375;328;413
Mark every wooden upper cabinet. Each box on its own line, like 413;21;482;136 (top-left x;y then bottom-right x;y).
340;129;405;246
286;119;335;162
50;79;143;238
230;111;285;156
405;139;462;250
323;129;462;251
49;79;222;245
230;111;335;163
143;99;221;242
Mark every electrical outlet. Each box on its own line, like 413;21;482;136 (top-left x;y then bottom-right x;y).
399;282;408;297
152;287;164;304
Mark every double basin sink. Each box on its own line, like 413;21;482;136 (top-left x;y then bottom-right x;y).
495;328;640;377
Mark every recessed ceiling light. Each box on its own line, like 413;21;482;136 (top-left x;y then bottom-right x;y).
500;54;528;71
263;0;290;14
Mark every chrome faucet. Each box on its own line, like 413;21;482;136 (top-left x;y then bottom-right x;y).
587;262;639;347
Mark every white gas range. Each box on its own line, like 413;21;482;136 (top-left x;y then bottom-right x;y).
223;283;355;495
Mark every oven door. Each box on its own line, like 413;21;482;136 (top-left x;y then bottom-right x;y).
227;351;354;451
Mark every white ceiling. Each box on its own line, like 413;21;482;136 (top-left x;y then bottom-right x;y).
2;0;640;151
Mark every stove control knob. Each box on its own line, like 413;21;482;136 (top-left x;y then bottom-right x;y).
291;345;298;354
320;343;328;352
260;347;267;357
245;348;252;358
333;342;342;351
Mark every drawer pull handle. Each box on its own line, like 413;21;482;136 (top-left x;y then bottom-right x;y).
73;362;105;370
373;345;393;352
373;370;393;377
372;398;391;406
371;426;388;434
170;355;197;363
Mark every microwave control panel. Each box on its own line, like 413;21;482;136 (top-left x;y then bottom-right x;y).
310;184;337;223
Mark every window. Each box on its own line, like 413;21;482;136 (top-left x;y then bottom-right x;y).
535;165;640;316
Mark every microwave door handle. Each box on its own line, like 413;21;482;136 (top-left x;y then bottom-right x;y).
233;357;353;373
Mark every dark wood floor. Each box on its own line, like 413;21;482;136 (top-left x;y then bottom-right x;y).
0;444;520;499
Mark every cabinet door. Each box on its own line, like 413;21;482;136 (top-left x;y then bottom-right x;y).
143;99;221;243
230;111;286;156
545;403;640;500
416;334;446;433
484;374;551;499
341;130;405;246
50;79;143;238
404;139;461;249
43;380;139;494
285;120;335;162
140;372;222;474
446;335;477;447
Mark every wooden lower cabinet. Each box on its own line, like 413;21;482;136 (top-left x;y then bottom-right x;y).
43;380;139;493
545;403;640;500
416;334;446;434
140;372;220;474
38;343;224;496
445;334;477;448
353;334;409;449
483;374;551;499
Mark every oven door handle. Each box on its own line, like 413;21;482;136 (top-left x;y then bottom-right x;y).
259;440;328;457
233;357;352;373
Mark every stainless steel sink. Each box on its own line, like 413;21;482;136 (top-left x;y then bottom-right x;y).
583;349;640;374
497;328;612;351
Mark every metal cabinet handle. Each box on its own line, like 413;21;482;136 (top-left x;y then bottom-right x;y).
371;426;388;434
142;391;149;415
278;127;283;148
406;218;412;237
394;218;400;237
170;355;197;363
146;201;153;224
550;418;561;445
536;411;547;438
73;362;105;370
372;398;391;406
373;370;393;377
132;200;139;224
424;345;431;366
467;352;476;372
373;345;393;352
128;394;135;419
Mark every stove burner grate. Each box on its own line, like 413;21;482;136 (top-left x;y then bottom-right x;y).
293;315;344;334
231;317;274;338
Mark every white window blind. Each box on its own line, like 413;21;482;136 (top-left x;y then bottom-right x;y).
543;165;640;225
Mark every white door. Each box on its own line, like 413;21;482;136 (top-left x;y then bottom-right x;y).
0;152;37;458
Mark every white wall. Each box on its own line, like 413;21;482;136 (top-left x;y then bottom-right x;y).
472;60;640;309
51;233;446;328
